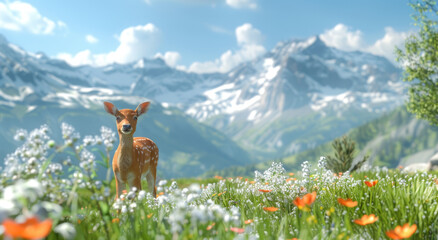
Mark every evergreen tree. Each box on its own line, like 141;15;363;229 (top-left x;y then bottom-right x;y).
325;136;368;173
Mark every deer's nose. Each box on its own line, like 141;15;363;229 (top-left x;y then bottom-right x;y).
122;124;131;131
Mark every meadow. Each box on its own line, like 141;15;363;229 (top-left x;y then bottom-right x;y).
0;123;437;240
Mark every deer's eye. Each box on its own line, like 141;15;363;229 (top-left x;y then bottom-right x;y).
133;116;138;120
116;116;121;121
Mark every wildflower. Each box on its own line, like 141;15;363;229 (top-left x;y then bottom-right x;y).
112;218;120;223
54;222;76;240
337;198;358;208
3;217;52;239
289;173;294;176
244;219;254;224
100;126;116;151
386;223;417;239
249;181;256;184
364;180;378;187
147;213;153;218
293;192;317;210
325;207;335;216
214;176;223;180
230;227;245;234
259;189;271;193
158;180;168;186
354;214;378;225
206;223;215;230
306;215;317;224
263;207;279;212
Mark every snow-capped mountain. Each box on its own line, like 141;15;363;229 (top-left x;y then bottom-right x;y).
187;36;403;122
180;36;405;157
0;33;406;163
0;35;253;178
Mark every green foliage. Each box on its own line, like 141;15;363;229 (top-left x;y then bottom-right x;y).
214;107;438;177
325;136;368;173
60;166;438;239
397;0;438;125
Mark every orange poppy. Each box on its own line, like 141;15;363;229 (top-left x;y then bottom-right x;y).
3;217;52;239
337;198;358;208
147;213;153;218
386;223;417;239
230;227;245;234
206;223;215;231
112;218;120;223
249;181;256;184
244;219;254;224
259;189;272;193
289;173;295;176
214;176;223;180
354;214;378;225
263;207;279;212
293;192;317;209
364;180;378;187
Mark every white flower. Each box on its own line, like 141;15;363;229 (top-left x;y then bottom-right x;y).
4;179;44;202
54;223;76;240
158;180;168;187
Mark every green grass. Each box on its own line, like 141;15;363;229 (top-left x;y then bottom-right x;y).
58;166;438;240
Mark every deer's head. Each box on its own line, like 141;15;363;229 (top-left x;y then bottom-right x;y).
103;101;150;136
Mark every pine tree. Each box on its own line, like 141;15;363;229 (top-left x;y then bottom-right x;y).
325;136;368;173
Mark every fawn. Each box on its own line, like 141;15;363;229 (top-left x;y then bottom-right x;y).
103;101;159;199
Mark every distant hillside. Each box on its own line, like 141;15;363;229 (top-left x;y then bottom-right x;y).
209;106;438;177
0;101;254;179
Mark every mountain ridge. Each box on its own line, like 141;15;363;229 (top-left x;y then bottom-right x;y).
0;34;408;176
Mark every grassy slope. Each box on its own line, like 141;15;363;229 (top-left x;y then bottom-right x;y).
208;106;438;177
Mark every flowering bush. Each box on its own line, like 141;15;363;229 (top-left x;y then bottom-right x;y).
0;124;437;239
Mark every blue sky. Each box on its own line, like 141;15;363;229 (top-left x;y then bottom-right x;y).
0;0;414;73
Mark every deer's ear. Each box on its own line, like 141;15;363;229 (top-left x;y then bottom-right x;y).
104;102;118;116
135;102;150;117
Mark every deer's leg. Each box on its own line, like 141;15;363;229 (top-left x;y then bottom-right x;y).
115;177;126;199
146;171;156;198
132;176;142;192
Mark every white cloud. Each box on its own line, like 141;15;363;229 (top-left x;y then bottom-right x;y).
57;23;161;67
85;34;99;44
226;0;257;9
188;23;265;73
208;25;232;35
319;24;365;52
57;50;94;67
236;23;263;45
320;23;409;63
109;23;160;64
154;51;181;67
0;1;61;34
367;27;410;62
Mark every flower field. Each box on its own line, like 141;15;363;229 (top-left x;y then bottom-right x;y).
0;124;437;239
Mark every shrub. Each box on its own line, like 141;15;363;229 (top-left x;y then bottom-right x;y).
325;136;368;173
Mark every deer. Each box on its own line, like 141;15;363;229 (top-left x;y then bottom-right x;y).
103;101;159;199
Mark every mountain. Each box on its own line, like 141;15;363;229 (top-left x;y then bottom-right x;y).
184;36;405;158
0;33;408;177
208;106;438;177
0;36;253;178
